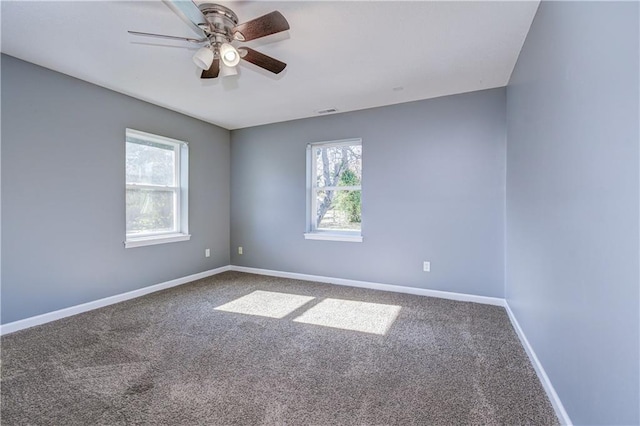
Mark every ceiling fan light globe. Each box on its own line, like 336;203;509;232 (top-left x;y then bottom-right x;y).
192;47;214;70
220;43;241;67
220;62;239;78
224;50;236;62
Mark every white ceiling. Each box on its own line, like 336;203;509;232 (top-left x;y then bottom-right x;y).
1;1;539;130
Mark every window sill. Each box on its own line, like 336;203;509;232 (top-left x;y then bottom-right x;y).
125;233;191;248
304;232;363;243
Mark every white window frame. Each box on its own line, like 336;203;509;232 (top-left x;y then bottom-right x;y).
125;129;190;248
304;138;363;243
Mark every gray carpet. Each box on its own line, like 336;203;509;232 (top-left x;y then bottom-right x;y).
1;271;558;425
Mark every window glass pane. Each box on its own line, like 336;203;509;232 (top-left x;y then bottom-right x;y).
126;188;175;235
314;144;362;188
126;139;175;186
316;189;361;232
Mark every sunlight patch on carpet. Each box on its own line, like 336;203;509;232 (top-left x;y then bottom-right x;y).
214;290;315;319
293;299;401;335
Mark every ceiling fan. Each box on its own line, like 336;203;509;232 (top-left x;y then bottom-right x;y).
129;1;290;79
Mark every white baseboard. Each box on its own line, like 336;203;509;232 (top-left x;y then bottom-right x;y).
0;263;570;426
0;265;231;336
229;265;506;306
504;303;572;425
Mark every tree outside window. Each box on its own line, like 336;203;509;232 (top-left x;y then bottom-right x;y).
307;139;362;240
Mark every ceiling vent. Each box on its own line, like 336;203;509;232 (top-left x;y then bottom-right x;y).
316;108;338;115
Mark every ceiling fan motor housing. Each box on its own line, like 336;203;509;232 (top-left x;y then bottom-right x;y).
199;3;238;45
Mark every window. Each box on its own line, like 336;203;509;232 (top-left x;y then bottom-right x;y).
125;129;190;248
305;138;362;242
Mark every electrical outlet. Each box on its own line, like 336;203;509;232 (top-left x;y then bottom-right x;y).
205;249;210;258
423;261;430;272
238;246;243;255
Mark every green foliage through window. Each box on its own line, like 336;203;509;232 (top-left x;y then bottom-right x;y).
335;169;361;223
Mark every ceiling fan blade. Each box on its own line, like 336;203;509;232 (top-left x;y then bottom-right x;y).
164;0;211;35
128;31;206;43
232;11;289;42
201;59;220;79
239;47;286;74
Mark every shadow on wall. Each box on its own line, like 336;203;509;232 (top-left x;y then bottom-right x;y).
214;290;401;335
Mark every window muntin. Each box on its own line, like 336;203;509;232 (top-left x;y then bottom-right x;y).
125;129;189;247
306;139;362;241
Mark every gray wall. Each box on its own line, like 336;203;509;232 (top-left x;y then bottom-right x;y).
231;88;506;298
506;2;639;425
1;55;231;324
